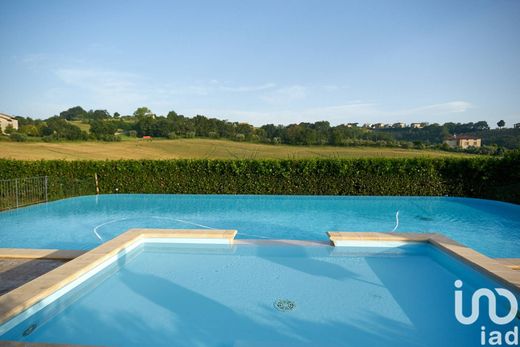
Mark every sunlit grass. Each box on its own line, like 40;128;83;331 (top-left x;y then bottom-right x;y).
0;138;479;160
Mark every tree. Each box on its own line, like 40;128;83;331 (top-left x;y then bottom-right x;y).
133;107;155;119
44;117;84;140
134;117;155;137
59;106;87;120
86;109;111;121
19;125;39;136
90;120;118;139
4;124;14;134
497;120;505;129
473;121;490;131
166;110;178;118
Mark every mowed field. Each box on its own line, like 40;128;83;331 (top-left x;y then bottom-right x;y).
0;139;478;160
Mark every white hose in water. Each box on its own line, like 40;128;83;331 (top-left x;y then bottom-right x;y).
174;218;217;230
92;215;270;241
92;218;131;242
391;210;400;232
174;218;269;239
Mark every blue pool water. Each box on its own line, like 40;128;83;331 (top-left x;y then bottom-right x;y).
0;194;519;257
1;242;518;346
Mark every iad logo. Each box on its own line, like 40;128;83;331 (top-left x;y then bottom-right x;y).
454;280;518;325
454;280;519;345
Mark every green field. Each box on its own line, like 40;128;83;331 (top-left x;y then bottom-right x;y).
69;120;91;132
0;138;478;160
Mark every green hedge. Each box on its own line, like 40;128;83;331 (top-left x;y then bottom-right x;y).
1;153;519;203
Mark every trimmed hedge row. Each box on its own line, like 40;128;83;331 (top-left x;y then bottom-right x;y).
0;153;519;203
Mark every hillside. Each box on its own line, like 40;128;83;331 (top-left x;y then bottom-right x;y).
0;138;479;160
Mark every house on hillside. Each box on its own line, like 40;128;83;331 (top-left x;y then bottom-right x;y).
410;123;423;129
514;123;520;129
371;123;385;129
392;122;406;128
0;113;18;133
443;135;481;149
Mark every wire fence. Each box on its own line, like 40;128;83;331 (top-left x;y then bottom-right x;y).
0;176;96;211
0;176;48;210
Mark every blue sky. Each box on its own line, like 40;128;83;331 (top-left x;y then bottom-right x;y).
1;0;519;126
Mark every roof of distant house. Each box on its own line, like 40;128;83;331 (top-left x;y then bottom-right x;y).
0;112;15;120
446;135;481;140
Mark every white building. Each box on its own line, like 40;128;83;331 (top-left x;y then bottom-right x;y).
0;113;18;133
371;123;385;129
443;135;482;149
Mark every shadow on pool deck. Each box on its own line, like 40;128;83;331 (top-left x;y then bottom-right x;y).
0;258;67;296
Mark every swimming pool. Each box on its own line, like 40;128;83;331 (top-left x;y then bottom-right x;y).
0;231;518;347
0;194;519;257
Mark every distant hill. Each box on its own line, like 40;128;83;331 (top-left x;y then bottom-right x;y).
5;106;519;152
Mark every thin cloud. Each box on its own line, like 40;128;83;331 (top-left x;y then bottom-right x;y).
51;67;474;126
188;101;475;126
261;85;308;104
219;83;276;93
408;101;473;115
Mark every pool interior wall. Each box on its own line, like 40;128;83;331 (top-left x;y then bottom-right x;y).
0;234;518;347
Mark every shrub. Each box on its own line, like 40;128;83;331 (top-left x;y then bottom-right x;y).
0;156;518;203
98;135;121;142
9;132;28;142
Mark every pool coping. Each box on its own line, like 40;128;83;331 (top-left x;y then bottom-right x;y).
0;249;86;261
0;229;518;343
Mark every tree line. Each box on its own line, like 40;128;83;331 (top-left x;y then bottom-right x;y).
2;106;519;152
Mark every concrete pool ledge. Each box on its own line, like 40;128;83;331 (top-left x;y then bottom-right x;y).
0;229;237;327
0;249;85;260
328;232;520;292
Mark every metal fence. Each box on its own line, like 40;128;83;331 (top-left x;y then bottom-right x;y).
0;176;48;210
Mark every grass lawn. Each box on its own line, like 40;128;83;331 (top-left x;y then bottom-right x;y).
68;120;91;132
0;138;479;160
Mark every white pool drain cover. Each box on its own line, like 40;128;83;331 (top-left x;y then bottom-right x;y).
274;299;296;312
